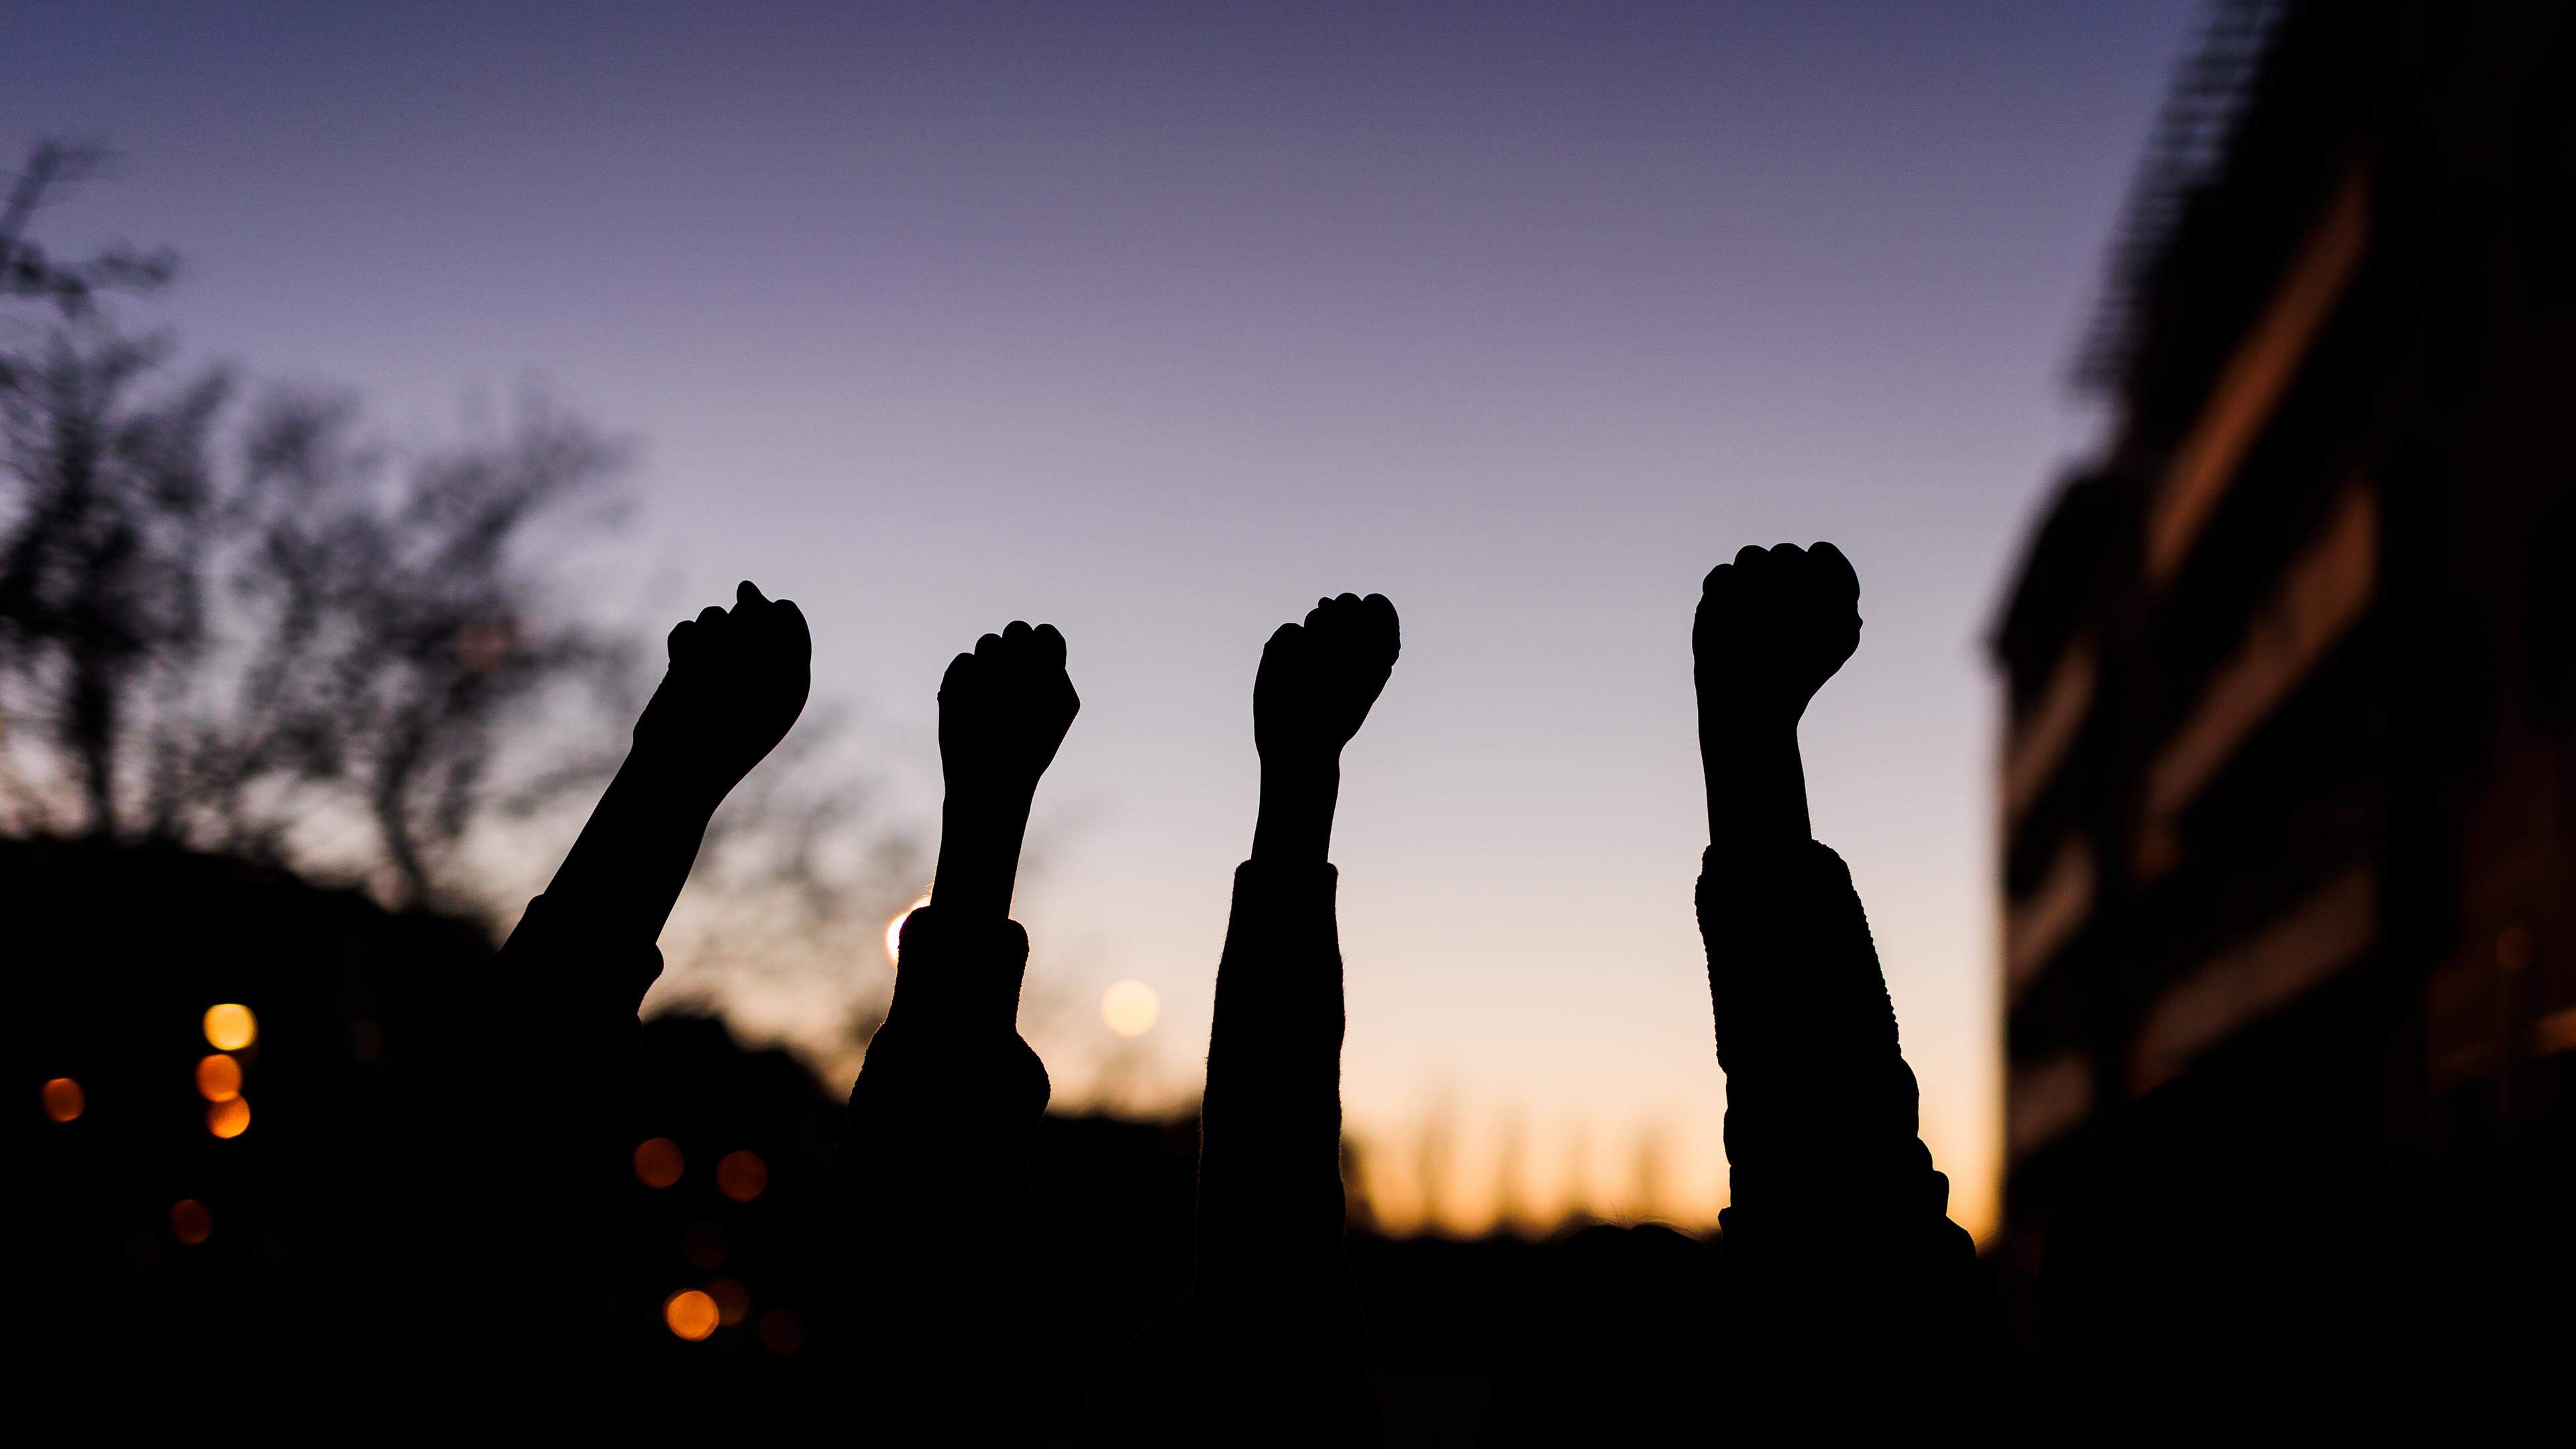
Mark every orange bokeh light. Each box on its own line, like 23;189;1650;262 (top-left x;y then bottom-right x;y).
758;1309;804;1356
716;1150;767;1203
170;1198;212;1244
706;1277;751;1328
197;1053;243;1102
663;1289;719;1341
203;1003;257;1051
633;1137;684;1189
207;1096;252;1138
42;1077;84;1123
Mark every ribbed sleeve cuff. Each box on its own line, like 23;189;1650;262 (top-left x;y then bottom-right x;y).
498;892;667;1021
881;905;1032;1037
1696;839;1902;1071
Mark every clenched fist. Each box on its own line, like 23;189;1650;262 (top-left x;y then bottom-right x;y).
635;580;812;796
1694;543;1860;730
940;621;1079;802
1255;592;1400;766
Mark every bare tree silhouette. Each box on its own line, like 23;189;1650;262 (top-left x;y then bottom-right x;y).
1;165;634;905
0;140;917;996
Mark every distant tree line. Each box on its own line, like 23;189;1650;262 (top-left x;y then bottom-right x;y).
1;142;913;1052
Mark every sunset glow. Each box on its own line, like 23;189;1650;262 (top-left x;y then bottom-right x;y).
884;895;930;969
1100;981;1161;1038
0;0;2236;1252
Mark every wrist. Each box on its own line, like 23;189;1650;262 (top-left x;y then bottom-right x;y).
1698;706;1801;746
621;741;734;818
943;777;1038;828
1256;745;1342;781
1252;757;1339;865
1257;754;1342;816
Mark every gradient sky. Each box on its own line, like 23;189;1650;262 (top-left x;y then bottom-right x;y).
9;0;2207;1236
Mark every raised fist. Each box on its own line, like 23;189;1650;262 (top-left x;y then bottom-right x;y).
940;620;1079;802
1255;592;1400;766
633;580;812;796
1694;542;1860;728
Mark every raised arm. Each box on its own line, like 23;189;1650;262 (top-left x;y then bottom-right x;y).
533;580;811;971
831;620;1075;1440
468;581;809;1386
1692;545;1984;1371
1088;593;1397;1442
1207;592;1397;1306
485;578;808;1073
928;620;1078;926
1693;543;1854;853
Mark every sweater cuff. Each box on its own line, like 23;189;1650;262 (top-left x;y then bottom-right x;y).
1696;838;1902;1069
855;906;1049;1139
882;904;1032;1037
497;892;666;1020
1695;836;1843;898
1230;857;1340;909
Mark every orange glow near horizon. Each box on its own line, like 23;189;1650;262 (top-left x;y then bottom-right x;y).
663;1289;718;1342
1334;1110;1999;1245
207;1096;252;1138
42;1077;84;1123
203;1003;258;1052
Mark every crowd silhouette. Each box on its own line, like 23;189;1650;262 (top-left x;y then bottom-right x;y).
23;0;2576;1428
25;542;2570;1436
462;545;1984;1436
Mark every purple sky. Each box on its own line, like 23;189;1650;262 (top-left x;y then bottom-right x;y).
9;0;2206;1234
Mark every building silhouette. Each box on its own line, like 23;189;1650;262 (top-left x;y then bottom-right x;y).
1993;0;2575;1282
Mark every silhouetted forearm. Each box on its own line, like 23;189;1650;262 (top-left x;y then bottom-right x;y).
828;898;1049;1434
933;784;1035;924
484;739;735;1099
1201;865;1352;1279
1702;716;1809;849
1701;713;1944;1207
1702;840;1925;1203
1195;763;1375;1436
484;743;716;1064
462;746;723;1385
1250;759;1337;865
1699;832;1982;1364
542;747;722;948
1698;711;1984;1355
1089;770;1375;1441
